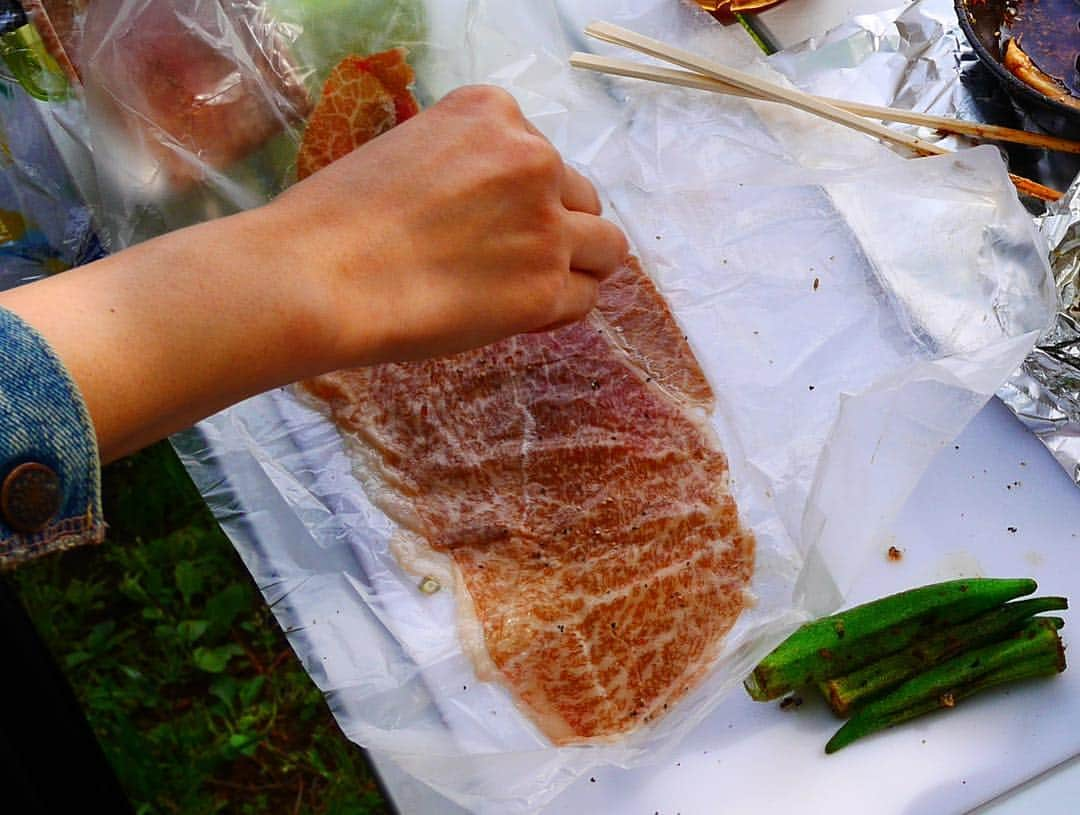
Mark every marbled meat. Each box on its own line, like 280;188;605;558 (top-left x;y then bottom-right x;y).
299;50;755;743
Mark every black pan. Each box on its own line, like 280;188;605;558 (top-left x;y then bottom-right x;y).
954;0;1080;136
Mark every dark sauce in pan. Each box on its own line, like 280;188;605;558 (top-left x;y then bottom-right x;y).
1001;0;1080;96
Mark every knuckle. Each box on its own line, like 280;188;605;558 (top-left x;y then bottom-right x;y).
585;186;603;216
527;206;568;257
533;199;565;233
529;138;562;175
447;84;518;117
581;276;601;312
612;226;631;262
507;135;562;185
533;272;568;319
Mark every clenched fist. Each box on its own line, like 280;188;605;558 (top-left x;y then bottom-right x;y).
272;84;630;367
0;85;629;462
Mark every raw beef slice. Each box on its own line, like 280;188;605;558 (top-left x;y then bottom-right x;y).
299;51;754;743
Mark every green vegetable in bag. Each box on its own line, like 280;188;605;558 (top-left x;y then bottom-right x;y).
269;0;428;91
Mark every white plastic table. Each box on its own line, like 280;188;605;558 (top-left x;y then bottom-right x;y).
363;3;1080;812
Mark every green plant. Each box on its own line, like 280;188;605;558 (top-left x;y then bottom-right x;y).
12;442;387;814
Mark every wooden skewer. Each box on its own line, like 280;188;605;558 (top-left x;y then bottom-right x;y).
569;53;1080;156
1007;174;1064;202
584;21;949;158
572;36;1063;201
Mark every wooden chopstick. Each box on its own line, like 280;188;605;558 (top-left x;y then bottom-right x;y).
583;21;949;158
570;53;1080;156
574;30;1063;201
1007;174;1062;203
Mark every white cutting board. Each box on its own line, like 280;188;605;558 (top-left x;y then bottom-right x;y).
369;398;1080;814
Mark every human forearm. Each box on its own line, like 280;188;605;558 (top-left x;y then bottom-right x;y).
0;87;627;465
0;208;330;463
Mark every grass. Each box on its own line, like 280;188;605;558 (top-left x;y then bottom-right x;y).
10;442;390;815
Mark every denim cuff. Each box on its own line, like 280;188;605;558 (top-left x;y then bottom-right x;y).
0;306;104;567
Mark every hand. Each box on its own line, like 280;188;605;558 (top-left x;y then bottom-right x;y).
269;84;630;367
0;85;628;463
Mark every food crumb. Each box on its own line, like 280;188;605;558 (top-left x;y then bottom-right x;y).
589;777;596;783
1007;526;1018;533
813;277;820;291
808;385;815;391
779;695;804;711
887;545;903;562
418;576;441;594
941;692;956;708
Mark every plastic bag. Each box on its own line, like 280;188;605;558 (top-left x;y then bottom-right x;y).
26;0;1056;811
0;3;102;290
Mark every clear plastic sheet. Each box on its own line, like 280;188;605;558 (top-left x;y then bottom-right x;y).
768;0;1080;489
0;46;102;289
29;0;1057;810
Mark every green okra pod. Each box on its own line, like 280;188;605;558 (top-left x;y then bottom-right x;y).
820;596;1068;715
745;578;1038;701
825;617;1066;753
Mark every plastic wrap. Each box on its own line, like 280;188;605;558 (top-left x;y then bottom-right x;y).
0;10;102;290
20;0;1058;811
767;0;1080;488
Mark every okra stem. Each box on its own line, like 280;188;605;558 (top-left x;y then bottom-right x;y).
825;618;1066;753
745;578;1038;701
820;596;1068;715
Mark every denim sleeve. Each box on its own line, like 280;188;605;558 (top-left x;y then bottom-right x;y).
0;306;104;567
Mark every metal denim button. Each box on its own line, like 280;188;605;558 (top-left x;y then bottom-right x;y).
1;462;61;534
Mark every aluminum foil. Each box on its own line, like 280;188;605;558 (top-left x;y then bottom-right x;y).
768;0;1080;487
1002;182;1080;485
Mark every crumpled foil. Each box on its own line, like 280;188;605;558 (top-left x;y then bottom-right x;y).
1002;182;1080;485
768;0;1080;486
